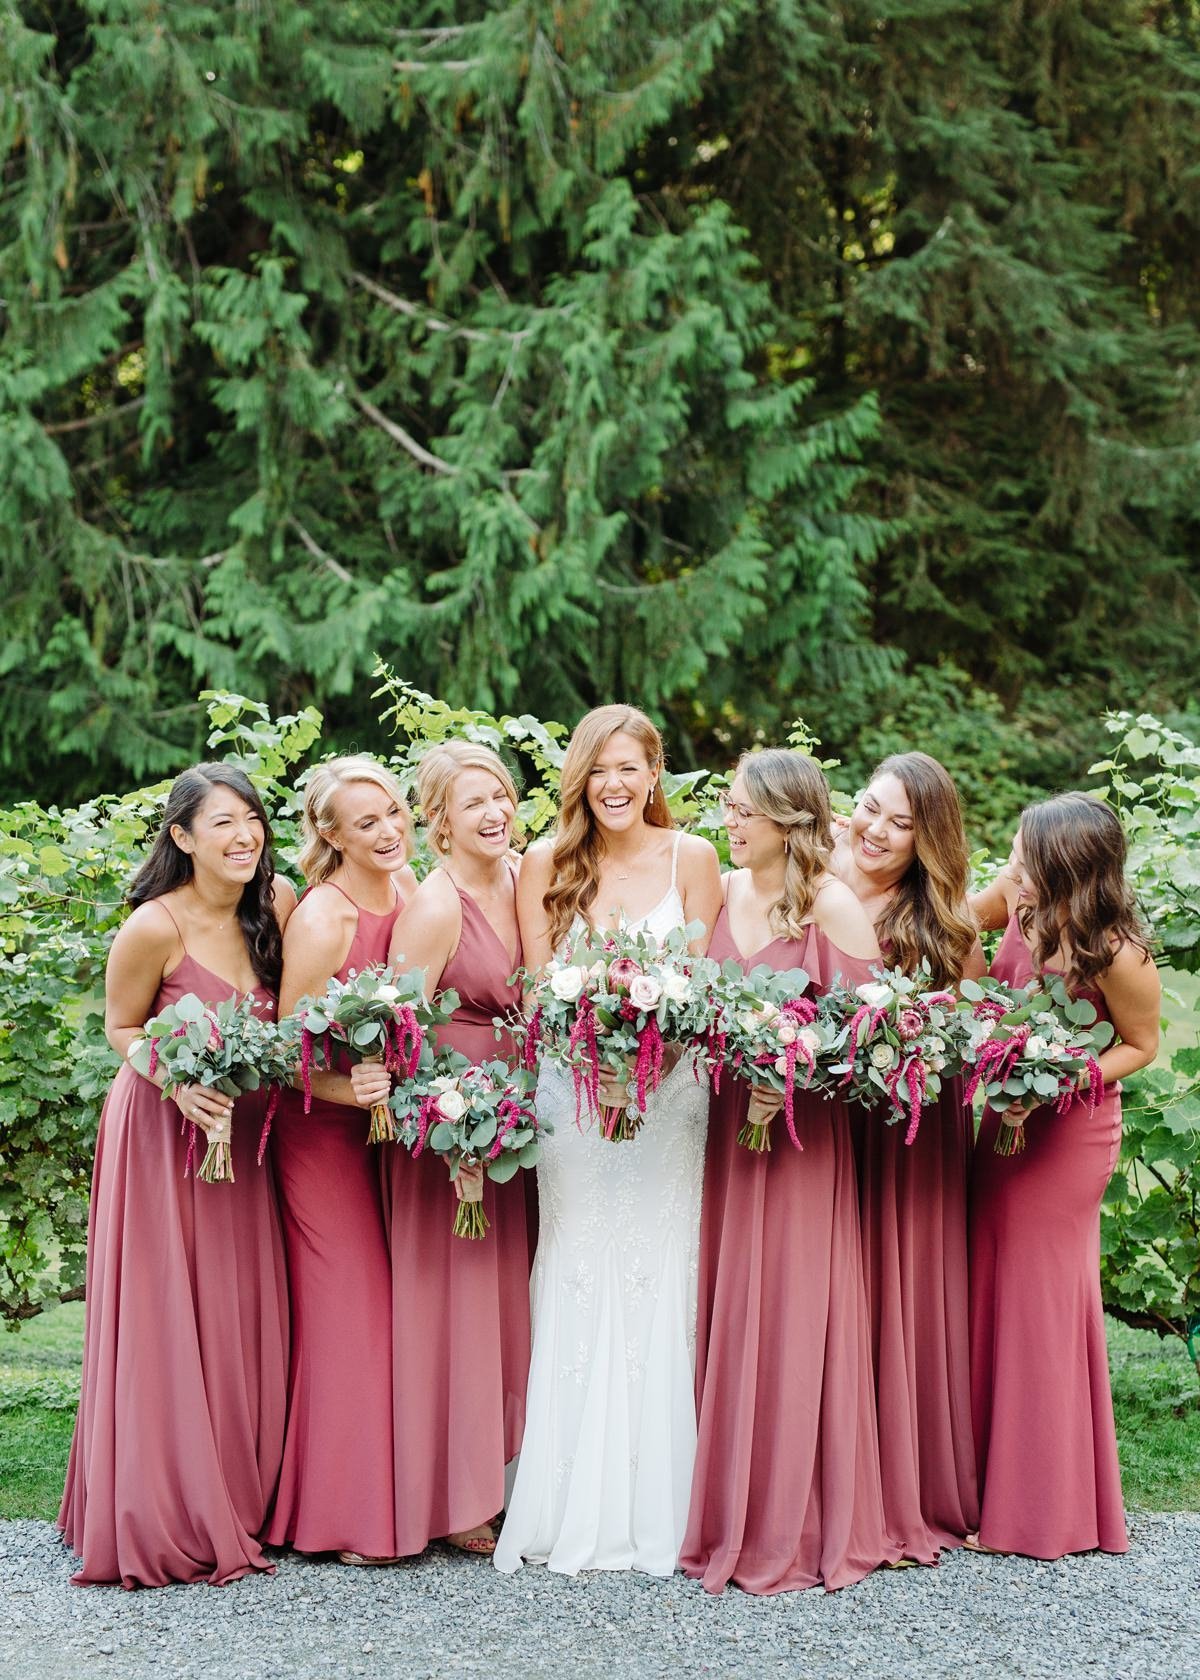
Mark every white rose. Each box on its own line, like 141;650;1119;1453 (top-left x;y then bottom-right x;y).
629;975;663;1010
777;1021;798;1046
798;1027;822;1054
927;1035;945;1055
1045;1044;1066;1060
1025;1035;1048;1059
856;982;893;1009
737;1011;763;1036
588;960;608;980
549;965;586;1002
930;1055;946;1073
435;1089;468;1121
773;1055;788;1075
661;971;691;1006
374;984;401;1005
870;1043;896;1070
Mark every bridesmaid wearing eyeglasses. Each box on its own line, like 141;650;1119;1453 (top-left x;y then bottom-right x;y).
682;751;902;1594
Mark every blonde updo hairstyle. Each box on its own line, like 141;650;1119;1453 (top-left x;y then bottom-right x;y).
416;739;522;857
544;704;672;952
739;749;833;939
297;756;413;886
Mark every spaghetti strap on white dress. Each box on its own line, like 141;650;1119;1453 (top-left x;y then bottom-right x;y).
494;833;708;1576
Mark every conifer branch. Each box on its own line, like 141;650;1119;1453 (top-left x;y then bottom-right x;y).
43;397;146;435
351;390;460;476
349;271;530;345
287;517;354;584
393;60;485;73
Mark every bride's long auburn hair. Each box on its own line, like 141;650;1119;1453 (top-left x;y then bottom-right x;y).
1018;792;1150;995
544;705;673;951
867;752;977;989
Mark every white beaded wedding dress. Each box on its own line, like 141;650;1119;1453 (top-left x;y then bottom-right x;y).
494;834;708;1576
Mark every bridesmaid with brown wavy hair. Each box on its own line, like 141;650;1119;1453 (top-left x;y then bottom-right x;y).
969;793;1159;1558
831;752;984;1562
681;750;902;1594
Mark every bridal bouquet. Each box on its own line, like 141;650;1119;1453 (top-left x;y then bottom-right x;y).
518;922;718;1141
707;962;843;1152
821;968;963;1145
127;991;291;1182
288;963;458;1143
389;1057;546;1238
958;975;1114;1155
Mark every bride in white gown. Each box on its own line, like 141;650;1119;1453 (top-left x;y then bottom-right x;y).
494;705;722;1577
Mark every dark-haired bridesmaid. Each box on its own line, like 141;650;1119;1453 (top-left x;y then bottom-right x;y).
831;753;983;1561
969;792;1159;1558
59;765;295;1588
266;756;417;1566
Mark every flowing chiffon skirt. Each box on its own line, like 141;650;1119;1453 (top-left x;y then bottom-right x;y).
58;984;288;1588
855;1083;979;1561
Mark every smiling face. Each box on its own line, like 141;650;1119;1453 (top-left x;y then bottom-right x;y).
722;770;783;870
585;730;659;836
849;772;917;883
324;781;410;877
171;787;265;887
443;767;515;862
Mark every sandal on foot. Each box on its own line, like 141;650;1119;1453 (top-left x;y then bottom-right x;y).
963;1534;1007;1555
442;1530;497;1556
337;1551;398;1567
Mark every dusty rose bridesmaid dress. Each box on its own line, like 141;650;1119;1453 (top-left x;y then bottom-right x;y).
854;1069;979;1561
58;955;289;1588
681;914;901;1594
969;916;1127;1558
382;873;532;1554
265;885;401;1557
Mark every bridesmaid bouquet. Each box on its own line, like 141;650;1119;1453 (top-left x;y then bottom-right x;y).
708;962;843;1152
287;963;458;1143
127;992;292;1183
820;968;962;1145
518;922;718;1142
388;1056;546;1238
958;975;1114;1155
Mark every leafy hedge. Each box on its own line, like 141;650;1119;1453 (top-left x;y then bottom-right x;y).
1;676;1197;1382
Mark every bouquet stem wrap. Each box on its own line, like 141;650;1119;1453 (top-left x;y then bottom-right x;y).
452;1160;489;1241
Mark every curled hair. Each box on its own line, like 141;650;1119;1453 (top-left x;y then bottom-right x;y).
739;750;833;938
128;764;283;991
1018;792;1150;995
867;753;977;988
545;705;672;951
297;756;413;885
416;739;522;856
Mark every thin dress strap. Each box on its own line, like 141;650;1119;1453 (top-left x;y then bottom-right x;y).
155;897;186;946
669;830;683;892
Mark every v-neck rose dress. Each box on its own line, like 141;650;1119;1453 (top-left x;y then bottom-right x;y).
58;952;289;1588
680;911;901;1594
382;875;533;1553
968;916;1127;1558
265;886;401;1557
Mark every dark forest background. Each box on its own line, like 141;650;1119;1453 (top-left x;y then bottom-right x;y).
2;1;1197;832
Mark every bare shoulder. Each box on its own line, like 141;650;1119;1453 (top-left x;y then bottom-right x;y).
271;874;299;928
111;898;181;966
811;876;880;960
396;863;420;903
284;881;356;960
676;831;720;879
519;838;555;886
1099;938;1161;1001
406;866;461;925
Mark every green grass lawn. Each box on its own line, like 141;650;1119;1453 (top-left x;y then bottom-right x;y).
2;1300;1197;1523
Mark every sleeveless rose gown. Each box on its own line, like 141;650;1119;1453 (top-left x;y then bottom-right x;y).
969;916;1127;1558
58;951;289;1588
681;914;902;1594
383;873;532;1553
266;886;401;1557
854;939;978;1560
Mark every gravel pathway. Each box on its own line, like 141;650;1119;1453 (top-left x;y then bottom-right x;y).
2;1515;1197;1680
